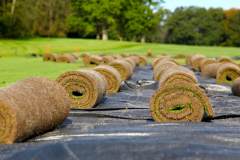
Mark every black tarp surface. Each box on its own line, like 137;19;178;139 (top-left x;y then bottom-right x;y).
1;65;240;160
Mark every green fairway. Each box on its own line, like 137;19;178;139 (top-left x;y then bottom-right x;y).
1;38;240;57
0;38;240;87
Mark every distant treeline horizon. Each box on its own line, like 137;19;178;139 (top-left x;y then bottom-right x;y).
0;0;239;47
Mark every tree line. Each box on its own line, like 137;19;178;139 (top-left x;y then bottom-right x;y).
0;0;239;47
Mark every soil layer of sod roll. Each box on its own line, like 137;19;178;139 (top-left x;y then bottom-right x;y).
201;63;221;78
0;77;70;144
159;66;198;88
232;78;240;96
94;65;122;94
216;63;240;85
57;70;107;109
150;82;214;122
110;60;133;81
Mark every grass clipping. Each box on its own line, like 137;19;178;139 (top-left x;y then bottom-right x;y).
0;77;70;144
150;82;214;122
216;63;240;85
57;70;107;109
94;65;122;94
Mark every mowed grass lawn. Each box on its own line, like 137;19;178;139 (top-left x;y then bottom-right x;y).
0;38;240;87
1;38;240;57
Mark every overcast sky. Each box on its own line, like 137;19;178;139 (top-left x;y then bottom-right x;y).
162;0;240;11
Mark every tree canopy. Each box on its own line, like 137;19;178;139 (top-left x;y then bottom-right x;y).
0;1;240;47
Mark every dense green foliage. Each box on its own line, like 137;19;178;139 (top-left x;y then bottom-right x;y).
0;1;240;46
68;0;162;41
164;7;225;45
164;7;240;47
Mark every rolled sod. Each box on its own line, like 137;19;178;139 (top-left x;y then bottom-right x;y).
217;57;234;63
201;63;221;78
128;56;140;64
57;70;107;109
81;53;90;65
153;61;178;81
199;58;216;72
125;57;137;69
138;56;148;66
232;78;240;96
110;60;133;81
0;77;70;144
159;66;198;88
102;56;115;64
150;82;214;122
94;65;122;94
89;55;104;65
70;53;79;60
186;55;193;66
113;55;123;59
56;54;76;63
152;56;173;68
216;63;240;85
190;55;206;71
43;53;58;62
82;54;103;66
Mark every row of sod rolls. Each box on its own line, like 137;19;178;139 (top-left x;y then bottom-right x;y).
0;77;71;144
57;55;147;109
0;54;148;144
187;55;240;85
81;54;147;67
150;56;214;122
187;55;240;96
43;53;79;63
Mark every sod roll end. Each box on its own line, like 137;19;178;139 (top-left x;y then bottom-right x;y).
57;70;107;109
216;63;240;85
0;77;70;144
150;83;214;122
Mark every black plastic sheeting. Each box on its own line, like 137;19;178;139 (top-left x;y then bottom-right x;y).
1;65;240;160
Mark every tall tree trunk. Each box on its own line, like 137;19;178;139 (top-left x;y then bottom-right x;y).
102;26;108;41
141;36;146;43
96;33;100;40
48;1;53;37
11;0;16;15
